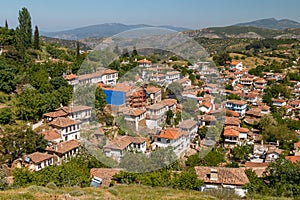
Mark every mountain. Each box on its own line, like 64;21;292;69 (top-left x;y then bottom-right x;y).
234;18;300;30
183;25;300;39
42;23;190;40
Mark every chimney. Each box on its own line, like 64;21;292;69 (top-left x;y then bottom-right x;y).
210;169;218;181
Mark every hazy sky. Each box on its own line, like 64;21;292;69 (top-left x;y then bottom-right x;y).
1;0;300;32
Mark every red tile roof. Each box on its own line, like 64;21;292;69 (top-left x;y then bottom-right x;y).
285;156;300;164
43;110;68;118
28;152;53;164
194;166;249;186
90;168;122;187
157;128;182;140
146;86;161;94
46;139;80;154
39;129;61;141
223;127;240;137
49;117;81;128
225;117;241;126
104;136;146;150
64;73;77;80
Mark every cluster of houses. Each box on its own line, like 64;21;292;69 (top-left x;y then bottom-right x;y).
12;58;300;197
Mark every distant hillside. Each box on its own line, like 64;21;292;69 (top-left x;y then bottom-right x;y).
234;18;300;30
42;23;189;40
183;26;300;39
40;36;92;50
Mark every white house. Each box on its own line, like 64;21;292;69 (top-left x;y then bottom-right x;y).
46;139;80;165
194;166;249;197
77;69;118;86
43;105;92;125
26;152;54;172
49;117;81;141
103;136;146;161
166;71;181;85
153;128;190;157
272;98;287;107
124;108;146;131
146;99;177;129
178;119;198;141
225;100;247;117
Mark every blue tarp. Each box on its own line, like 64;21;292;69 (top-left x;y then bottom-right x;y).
103;89;125;106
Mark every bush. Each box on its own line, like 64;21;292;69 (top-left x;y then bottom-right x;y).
107;188;119;196
69;189;86;197
45;182;57;189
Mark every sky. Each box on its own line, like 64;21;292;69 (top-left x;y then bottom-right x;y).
1;0;300;32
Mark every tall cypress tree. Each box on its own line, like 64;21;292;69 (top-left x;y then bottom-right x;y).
33;25;40;50
76;40;80;60
4;19;8;29
17;7;32;49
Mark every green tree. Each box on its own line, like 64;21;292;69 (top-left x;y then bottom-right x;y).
231;144;253;162
0;127;47;166
76;40;80;60
201;148;225;166
4;19;8;29
172;168;203;190
265;158;300;197
0;107;13;124
166;109;174;125
33;25;39;50
17;7;32;49
95;87;107;111
244;169;269;196
197;126;208;140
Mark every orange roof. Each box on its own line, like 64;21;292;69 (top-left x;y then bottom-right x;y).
28;152;53;164
223;127;240;137
227;100;247;105
49;117;81;128
43;110;68;118
46;139;79;154
226;110;240;117
146;86;161;94
125;108;146;117
200;101;212;109
157;128;182;140
137;58;151;63
285;156;300;163
39;129;61;141
64;73;77;80
230;61;240;65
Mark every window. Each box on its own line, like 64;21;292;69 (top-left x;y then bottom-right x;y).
157;138;161;142
38;164;41;169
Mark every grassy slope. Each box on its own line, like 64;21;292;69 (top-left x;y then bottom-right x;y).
0;185;294;200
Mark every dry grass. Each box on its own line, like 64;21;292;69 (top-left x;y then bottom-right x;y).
229;53;287;69
0;185;295;200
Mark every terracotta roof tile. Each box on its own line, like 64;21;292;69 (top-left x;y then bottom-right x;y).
285;156;300;163
28;152;53;164
194;166;249;185
50;117;81;128
145;86;161;94
39;129;61;141
223;127;240;137
156;128;182;140
90;168;122;187
104;136;146;150
225;117;241;126
46;139;80;154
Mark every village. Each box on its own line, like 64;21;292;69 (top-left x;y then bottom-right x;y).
7;55;299;197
